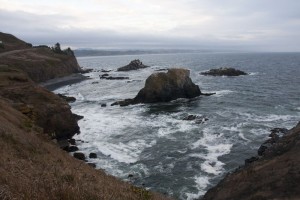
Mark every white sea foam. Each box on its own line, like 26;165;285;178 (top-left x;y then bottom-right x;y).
185;176;210;200
222;125;250;142
249;72;258;76
72;105;158;164
191;128;232;175
186;127;233;199
239;112;294;122
210;90;234;97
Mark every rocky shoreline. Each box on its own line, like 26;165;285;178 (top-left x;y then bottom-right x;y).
1;32;299;200
40;73;88;90
0;32;169;200
202;122;300;200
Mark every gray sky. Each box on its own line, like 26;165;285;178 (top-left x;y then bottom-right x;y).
1;0;300;51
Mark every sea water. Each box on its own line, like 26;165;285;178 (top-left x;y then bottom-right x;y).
54;52;300;199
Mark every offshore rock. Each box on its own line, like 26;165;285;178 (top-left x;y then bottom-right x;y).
112;68;202;106
200;67;248;76
134;68;201;103
117;59;149;71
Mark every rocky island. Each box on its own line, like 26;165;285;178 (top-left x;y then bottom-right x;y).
117;59;149;71
112;68;212;106
200;67;248;76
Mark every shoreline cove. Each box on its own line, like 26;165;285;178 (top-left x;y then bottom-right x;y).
54;52;300;199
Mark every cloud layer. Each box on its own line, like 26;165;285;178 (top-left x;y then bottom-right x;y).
1;0;300;51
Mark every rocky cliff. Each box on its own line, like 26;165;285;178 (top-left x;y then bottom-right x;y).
202;122;300;200
0;64;79;139
0;32;81;83
0;97;168;200
0;33;169;200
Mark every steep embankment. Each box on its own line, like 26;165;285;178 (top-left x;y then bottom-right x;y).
0;97;166;200
0;64;79;139
0;33;169;199
202;122;300;200
0;32;81;82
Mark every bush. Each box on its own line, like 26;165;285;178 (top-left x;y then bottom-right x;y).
51;43;74;56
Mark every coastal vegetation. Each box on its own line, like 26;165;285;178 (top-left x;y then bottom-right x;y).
0;32;169;200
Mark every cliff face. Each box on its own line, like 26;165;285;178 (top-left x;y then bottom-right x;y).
0;32;81;83
0;47;81;83
0;33;169;200
0;97;167;200
0;32;82;138
0;64;79;139
202;122;300;200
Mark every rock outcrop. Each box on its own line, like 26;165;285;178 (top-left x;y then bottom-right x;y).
135;68;201;102
0;32;82;139
117;59;149;71
112;68;208;106
0;65;80;139
0;32;82;83
202;122;300;200
200;67;248;76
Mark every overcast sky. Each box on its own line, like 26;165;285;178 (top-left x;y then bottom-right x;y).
1;0;300;51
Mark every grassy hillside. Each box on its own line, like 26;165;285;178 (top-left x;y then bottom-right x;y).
0;32;81;82
0;33;170;200
0;32;32;53
0;97;168;200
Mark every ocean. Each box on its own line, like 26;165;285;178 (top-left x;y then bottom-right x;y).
54;52;300;200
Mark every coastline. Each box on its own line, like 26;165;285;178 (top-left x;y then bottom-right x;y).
0;32;170;200
39;73;89;91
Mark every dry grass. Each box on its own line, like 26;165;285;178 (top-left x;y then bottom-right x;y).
0;99;170;200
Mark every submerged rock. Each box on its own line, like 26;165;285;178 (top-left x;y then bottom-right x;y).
117;59;149;71
183;115;198;121
183;115;208;124
112;68;204;106
100;74;129;80
200;67;248;76
100;69;112;73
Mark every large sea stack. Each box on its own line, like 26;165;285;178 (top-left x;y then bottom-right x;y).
134;68;201;103
112;68;202;106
